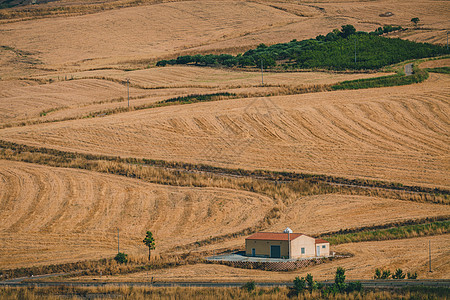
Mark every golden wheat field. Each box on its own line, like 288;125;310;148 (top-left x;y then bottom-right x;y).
0;0;449;284
2;73;448;187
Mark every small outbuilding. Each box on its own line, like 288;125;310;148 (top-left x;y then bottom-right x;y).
245;228;330;259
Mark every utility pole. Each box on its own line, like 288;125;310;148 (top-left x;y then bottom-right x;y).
447;31;448;51
261;58;264;86
127;79;130;108
117;228;120;254
429;240;432;272
354;37;357;64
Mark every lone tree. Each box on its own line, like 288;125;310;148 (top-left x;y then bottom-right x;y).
411;17;420;28
143;231;156;260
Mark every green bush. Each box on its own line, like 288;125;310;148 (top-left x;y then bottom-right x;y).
392;268;406;279
306;273;318;291
381;270;391;279
241;281;256;292
288;276;306;297
407;272;418;279
346;281;363;293
114;252;128;264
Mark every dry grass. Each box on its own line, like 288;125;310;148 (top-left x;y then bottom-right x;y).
268;195;450;236
4;285;446;300
1;73;447;187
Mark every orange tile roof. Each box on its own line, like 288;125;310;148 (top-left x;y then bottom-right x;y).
315;238;329;244
245;232;304;241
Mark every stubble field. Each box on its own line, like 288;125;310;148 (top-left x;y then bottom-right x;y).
1;73;448;187
0;0;449;283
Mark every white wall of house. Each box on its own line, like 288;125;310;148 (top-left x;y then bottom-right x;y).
290;235;316;258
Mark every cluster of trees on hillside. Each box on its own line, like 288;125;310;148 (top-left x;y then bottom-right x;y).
157;25;448;70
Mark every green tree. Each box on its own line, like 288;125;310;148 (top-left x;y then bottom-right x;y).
340;25;356;38
306;273;318;292
411;17;420;27
334;267;347;292
143;231;156;260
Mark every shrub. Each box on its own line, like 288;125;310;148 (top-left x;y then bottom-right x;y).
392;268;406;279
346;281;363;292
374;268;382;279
114;252;128;264
288;276;306;297
407;271;418;279
241;281;256;292
381;270;391;279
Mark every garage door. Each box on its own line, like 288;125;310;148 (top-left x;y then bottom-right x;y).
270;245;281;258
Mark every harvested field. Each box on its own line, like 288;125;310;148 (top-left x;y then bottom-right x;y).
1;160;448;269
0;66;391;126
72;235;450;282
0;79;148;124
0;159;273;269
0;1;300;69
59;66;388;88
269;195;450;236
2;0;447;72
2;74;448;187
420;58;450;69
1;0;449;283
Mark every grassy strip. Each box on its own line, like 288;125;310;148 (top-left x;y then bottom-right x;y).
318;216;450;237
0;285;449;299
0;140;448;204
424;67;450;74
85;92;236;117
0;92;236;129
324;221;449;245
331;66;428;90
0;249;221;280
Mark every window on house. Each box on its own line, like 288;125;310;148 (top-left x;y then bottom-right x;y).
301;247;305;254
322;245;326;249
